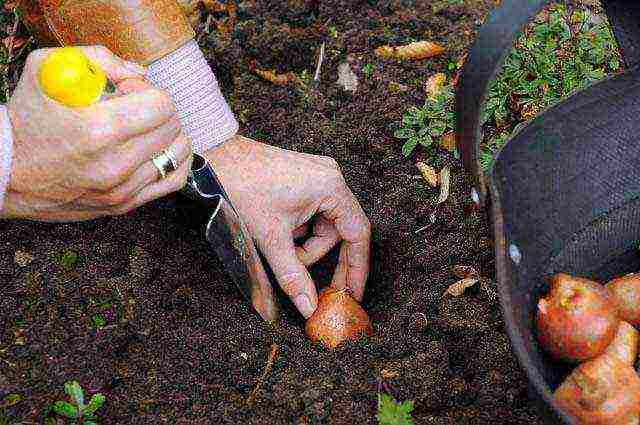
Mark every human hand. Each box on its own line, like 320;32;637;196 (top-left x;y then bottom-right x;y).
205;135;371;318
2;46;192;222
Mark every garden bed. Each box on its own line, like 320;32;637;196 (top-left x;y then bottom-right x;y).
0;0;610;423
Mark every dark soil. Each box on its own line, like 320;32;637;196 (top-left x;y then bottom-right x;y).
1;0;547;423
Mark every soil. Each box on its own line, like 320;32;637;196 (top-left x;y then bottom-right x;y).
0;0;554;423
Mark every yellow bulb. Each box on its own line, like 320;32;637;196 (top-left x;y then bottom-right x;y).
38;47;107;107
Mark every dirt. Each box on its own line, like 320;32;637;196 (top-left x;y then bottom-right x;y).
1;0;547;423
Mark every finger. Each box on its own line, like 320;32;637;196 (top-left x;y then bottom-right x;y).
259;228;318;319
116;77;152;94
295;216;340;266
107;154;191;214
80;87;177;147
77;133;192;206
76;45;147;82
74;117;183;191
332;243;348;290
319;190;371;302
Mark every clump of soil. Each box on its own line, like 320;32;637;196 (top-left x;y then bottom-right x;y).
0;0;546;423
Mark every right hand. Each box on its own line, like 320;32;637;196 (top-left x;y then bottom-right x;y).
1;46;192;222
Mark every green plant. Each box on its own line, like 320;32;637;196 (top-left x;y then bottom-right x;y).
90;313;106;329
481;4;620;167
377;393;413;425
328;25;338;38
393;86;455;157
51;380;105;424
55;249;79;268
362;63;374;78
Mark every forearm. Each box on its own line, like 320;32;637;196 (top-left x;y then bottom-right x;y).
146;39;239;153
0;105;13;214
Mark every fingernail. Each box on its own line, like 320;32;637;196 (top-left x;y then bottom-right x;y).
125;60;147;76
294;294;314;318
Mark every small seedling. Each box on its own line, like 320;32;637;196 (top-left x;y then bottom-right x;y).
55;249;79;268
377;393;414;425
362;63;374;78
51;380;105;424
328;25;338;38
90;313;106;329
393;86;455;157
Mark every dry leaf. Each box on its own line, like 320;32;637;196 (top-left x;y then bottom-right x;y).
425;73;446;99
249;60;298;85
440;132;456;152
14;250;34;267
380;368;399;380
445;278;479;297
374;41;445;61
3;36;27;51
416;162;438;187
452;265;479;279
437;166;450;204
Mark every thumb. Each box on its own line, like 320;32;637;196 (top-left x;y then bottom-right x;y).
76;45;147;83
260;229;318;319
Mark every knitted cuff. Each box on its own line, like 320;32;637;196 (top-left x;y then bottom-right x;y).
146;39;239;153
0;105;14;214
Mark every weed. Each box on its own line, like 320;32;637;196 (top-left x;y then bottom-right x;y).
55;249;79;269
481;4;619;164
328;25;338;38
362;63;374;78
393;86;455;157
377;393;413;425
49;380;105;425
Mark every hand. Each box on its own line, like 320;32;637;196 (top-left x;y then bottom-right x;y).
205;135;371;318
1;46;192;222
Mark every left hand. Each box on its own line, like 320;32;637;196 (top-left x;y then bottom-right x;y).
205;135;371;319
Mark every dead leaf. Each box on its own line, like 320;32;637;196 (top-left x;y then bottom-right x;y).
380;368;399;380
374;41;445;61
416;162;438;187
445;278;479;297
429;166;451;223
337;62;358;93
425;73;446;99
440;132;456;152
437;166;450;204
249;60;298;85
14;250;34;267
452;265;479;279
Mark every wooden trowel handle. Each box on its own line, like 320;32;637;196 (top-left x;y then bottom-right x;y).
19;0;196;65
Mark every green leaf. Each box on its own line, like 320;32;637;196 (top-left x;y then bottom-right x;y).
90;314;106;329
64;381;84;408
53;401;79;419
55;249;78;268
377;394;414;425
418;134;433;147
393;128;415;139
0;393;23;409
85;394;106;414
401;138;418;157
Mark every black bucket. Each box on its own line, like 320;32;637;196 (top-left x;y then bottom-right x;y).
455;1;640;423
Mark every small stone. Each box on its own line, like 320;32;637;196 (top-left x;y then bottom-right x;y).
14;250;34;267
336;62;358;93
240;352;248;361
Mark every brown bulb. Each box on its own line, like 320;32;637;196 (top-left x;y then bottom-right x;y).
305;287;373;349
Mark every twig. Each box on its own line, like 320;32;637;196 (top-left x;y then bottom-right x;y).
313;42;325;83
246;342;279;405
414;223;434;234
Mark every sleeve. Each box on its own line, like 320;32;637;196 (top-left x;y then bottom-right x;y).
145;39;239;153
0;104;14;214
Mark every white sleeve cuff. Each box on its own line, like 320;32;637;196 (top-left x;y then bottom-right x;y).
146;39;239;153
0;105;14;215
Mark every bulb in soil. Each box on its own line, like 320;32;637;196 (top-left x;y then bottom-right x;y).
305;287;373;349
606;273;640;326
536;273;619;363
554;354;640;424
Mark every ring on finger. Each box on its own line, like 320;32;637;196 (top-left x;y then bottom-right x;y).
164;147;179;171
151;150;176;180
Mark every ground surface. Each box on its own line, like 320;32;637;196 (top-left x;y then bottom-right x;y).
0;0;605;423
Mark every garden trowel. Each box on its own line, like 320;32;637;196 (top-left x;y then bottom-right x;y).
180;153;279;322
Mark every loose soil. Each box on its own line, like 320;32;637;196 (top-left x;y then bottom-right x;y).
1;0;559;423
